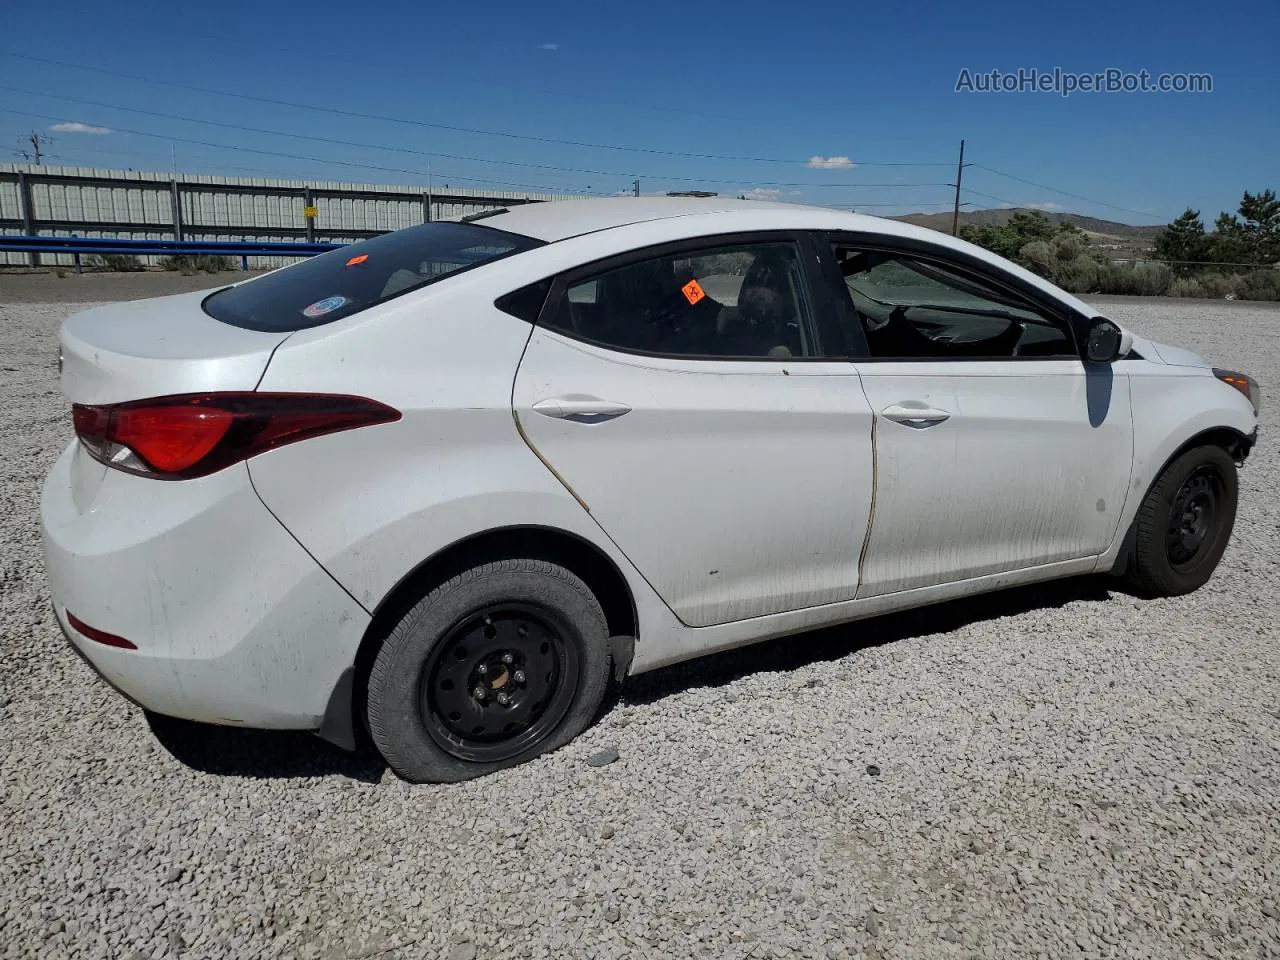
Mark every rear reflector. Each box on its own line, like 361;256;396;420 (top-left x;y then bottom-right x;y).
72;392;400;480
66;611;137;650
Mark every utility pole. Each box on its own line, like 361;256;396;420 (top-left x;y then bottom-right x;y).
24;130;49;165
951;138;966;236
633;178;640;197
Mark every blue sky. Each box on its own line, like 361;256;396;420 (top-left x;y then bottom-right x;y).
2;0;1277;225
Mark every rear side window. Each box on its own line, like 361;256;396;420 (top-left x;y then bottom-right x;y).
544;241;818;359
204;222;541;332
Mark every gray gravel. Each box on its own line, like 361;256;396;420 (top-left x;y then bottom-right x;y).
0;270;256;304
1;292;1278;960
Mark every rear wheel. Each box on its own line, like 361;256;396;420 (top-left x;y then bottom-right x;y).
1125;445;1238;596
366;559;610;783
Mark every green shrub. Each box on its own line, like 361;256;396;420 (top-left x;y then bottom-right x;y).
1237;269;1280;301
1197;273;1242;298
1050;255;1100;293
1056;255;1101;293
1018;240;1055;276
1168;276;1208;299
1054;233;1086;261
1130;262;1173;296
86;253;144;273
1093;262;1172;297
160;254;235;274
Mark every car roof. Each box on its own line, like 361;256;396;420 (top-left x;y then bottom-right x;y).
475;196;843;242
470;197;1103;322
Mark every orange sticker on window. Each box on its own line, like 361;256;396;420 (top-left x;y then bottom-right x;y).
681;279;706;305
346;254;369;267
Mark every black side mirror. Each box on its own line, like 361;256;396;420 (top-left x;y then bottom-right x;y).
1085;317;1125;363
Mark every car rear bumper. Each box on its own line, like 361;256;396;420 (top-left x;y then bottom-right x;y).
41;441;370;730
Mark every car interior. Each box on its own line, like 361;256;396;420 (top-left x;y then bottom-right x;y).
833;247;1077;359
554;245;813;358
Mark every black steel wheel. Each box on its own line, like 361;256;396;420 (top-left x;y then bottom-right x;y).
1126;444;1238;596
420;604;580;763
366;559;611;783
1164;466;1224;570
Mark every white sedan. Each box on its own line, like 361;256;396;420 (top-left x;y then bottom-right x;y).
41;198;1260;782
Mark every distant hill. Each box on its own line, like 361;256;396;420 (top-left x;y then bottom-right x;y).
892;208;1164;256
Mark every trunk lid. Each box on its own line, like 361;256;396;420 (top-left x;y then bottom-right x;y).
60;289;290;405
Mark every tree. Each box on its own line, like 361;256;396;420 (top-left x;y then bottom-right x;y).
1005;210;1058;243
959;209;1079;268
1153;209;1210;271
1206;190;1280;266
1210;211;1248;265
1237;189;1280;264
958;222;1024;260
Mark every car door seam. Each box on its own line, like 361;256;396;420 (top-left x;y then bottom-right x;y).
511;332;692;628
508;317;592;513
855;413;879;594
510;408;591;513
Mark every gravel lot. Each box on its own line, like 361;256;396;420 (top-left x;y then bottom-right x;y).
1;283;1277;960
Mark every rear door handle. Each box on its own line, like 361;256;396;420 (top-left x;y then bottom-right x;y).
532;396;632;424
880;402;951;429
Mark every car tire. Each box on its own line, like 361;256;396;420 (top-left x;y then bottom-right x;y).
366;559;610;783
1125;444;1238;597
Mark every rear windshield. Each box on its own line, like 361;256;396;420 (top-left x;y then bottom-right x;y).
203;221;541;332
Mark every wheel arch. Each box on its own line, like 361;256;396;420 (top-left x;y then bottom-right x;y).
336;525;638;748
1109;423;1254;576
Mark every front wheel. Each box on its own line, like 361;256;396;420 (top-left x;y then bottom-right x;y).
366;559;610;783
1125;444;1238;596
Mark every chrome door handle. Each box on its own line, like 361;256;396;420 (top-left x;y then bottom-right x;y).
880;402;951;429
532;396;632;424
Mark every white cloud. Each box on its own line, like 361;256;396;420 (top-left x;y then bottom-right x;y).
743;187;783;201
1026;202;1063;211
50;122;111;135
537;43;559;50
806;155;854;170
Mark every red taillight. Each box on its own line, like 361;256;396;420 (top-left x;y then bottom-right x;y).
67;611;137;650
113;405;235;473
72;392;400;479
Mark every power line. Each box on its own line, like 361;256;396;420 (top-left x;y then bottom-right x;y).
31;8;925;137
0;85;634;180
8;15;767;129
963;185;1157;225
961;186;1031;208
0;84;958;191
970;163;1169;221
9;136;610;187
4;126;949;209
27;144;419;182
0;50;953;168
0;108;601;194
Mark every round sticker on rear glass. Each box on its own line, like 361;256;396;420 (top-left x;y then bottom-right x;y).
301;295;349;319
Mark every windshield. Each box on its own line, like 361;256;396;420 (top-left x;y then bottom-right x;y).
203;221;541;332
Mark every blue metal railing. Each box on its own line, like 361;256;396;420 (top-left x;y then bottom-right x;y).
0;235;343;257
0;234;346;272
